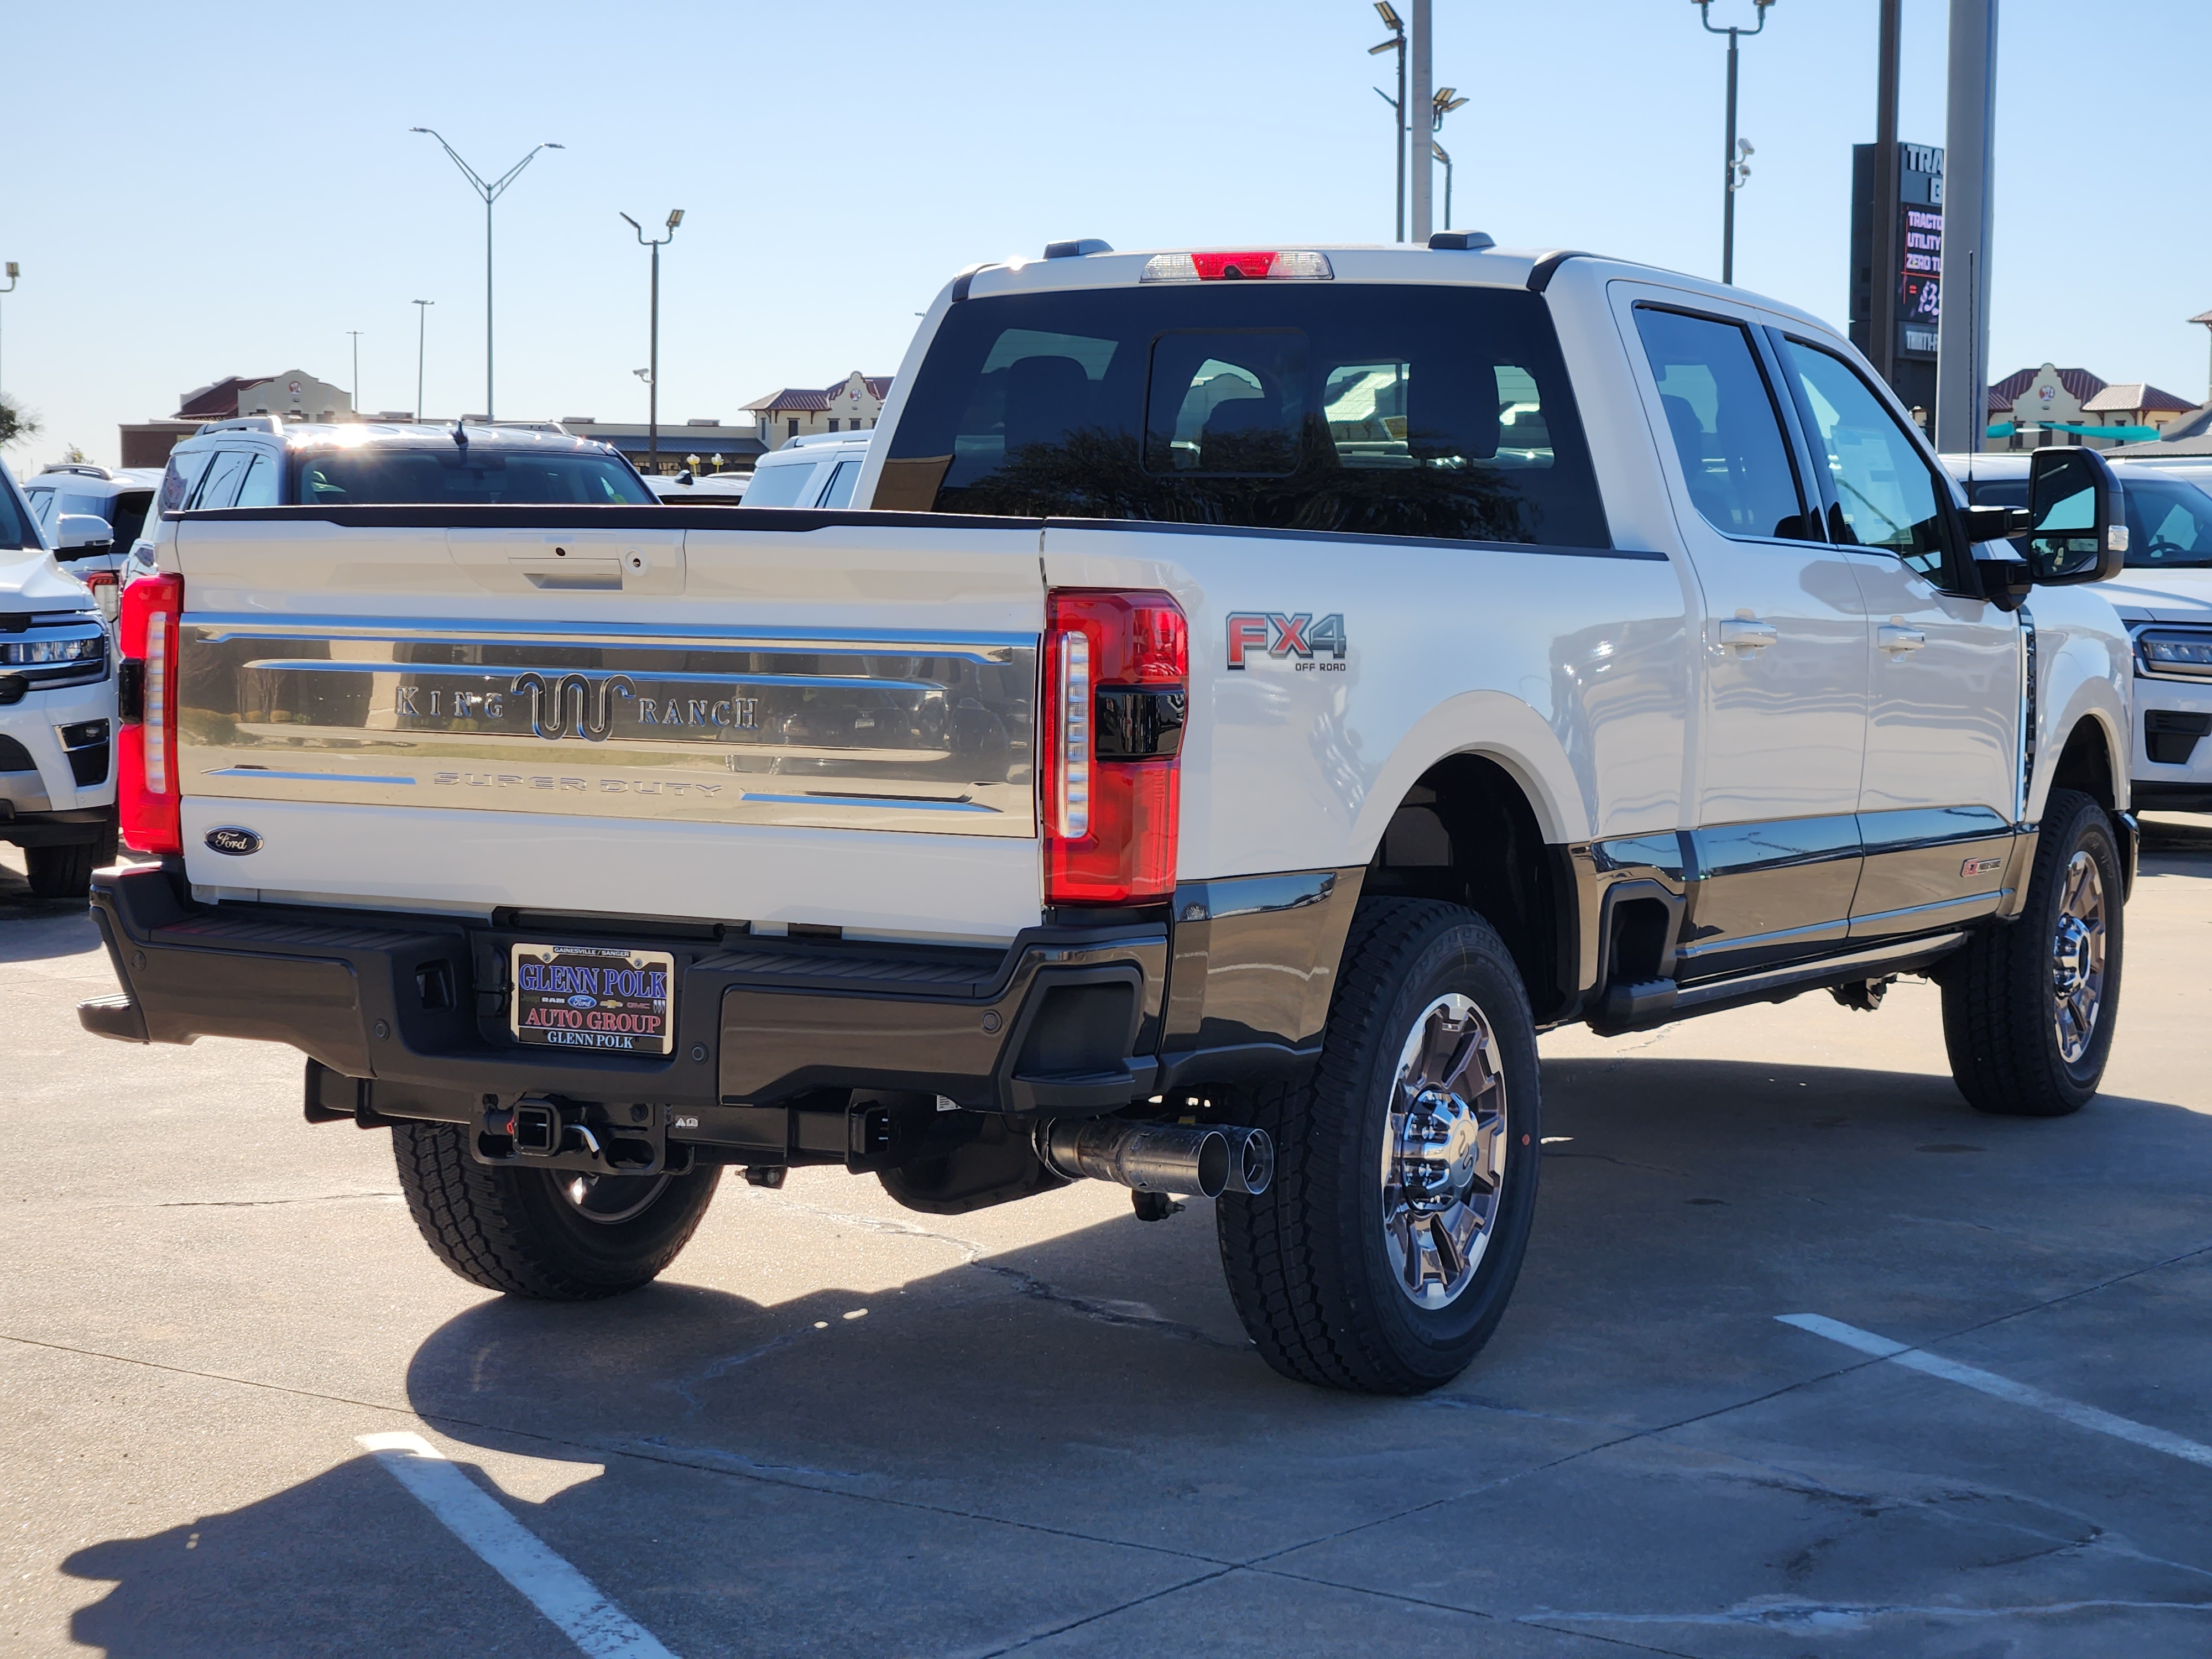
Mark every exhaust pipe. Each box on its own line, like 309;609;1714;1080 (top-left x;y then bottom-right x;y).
1036;1118;1273;1198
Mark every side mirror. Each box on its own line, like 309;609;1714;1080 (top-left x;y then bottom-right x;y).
55;512;116;554
2025;445;2127;584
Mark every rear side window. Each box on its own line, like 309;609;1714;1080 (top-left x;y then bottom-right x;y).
108;489;155;546
739;459;822;508
818;458;862;508
293;448;654;506
160;448;218;513
233;453;280;508
188;449;254;510
1633;306;1812;542
883;283;1610;547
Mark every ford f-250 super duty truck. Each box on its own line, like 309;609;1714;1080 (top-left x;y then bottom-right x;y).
79;237;2136;1394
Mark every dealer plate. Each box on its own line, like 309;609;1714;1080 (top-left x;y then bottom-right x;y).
510;943;676;1055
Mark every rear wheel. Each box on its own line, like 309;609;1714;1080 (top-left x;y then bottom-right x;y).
1940;788;2125;1117
24;826;112;901
393;1122;721;1299
1217;899;1541;1394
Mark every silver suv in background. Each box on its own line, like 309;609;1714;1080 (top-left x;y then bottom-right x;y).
20;463;162;623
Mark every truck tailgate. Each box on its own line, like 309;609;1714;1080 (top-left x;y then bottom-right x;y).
169;512;1048;939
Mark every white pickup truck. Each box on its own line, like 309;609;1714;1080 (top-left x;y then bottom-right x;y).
82;238;2136;1394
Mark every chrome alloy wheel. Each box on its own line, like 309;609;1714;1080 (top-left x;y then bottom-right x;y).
561;1171;672;1225
1380;993;1510;1310
2050;850;2108;1066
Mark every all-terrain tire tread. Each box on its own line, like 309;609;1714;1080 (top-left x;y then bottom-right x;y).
1218;897;1515;1394
1940;788;2119;1118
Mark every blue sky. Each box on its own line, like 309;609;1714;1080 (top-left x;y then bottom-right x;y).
4;1;2206;470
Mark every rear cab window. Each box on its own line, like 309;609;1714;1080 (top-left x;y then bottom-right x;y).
882;281;1610;547
293;446;653;506
739;458;825;509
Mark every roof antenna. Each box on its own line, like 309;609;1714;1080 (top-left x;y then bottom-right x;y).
451;416;468;448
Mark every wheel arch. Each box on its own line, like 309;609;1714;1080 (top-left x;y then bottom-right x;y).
1354;711;1588;1024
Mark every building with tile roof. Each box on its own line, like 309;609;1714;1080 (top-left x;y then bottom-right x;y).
743;371;894;450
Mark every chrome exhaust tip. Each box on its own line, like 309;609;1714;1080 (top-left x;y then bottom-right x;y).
1036;1119;1273;1199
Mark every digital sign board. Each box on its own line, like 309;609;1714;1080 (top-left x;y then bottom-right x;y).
1850;140;1944;409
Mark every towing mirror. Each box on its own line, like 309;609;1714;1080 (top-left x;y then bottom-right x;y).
2026;446;2127;584
54;512;115;554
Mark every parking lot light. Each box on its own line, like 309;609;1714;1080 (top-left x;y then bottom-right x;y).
620;210;685;475
409;128;563;422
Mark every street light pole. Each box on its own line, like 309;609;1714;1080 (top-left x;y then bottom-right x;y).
409;128;563;422
413;300;434;421
346;330;363;418
1431;87;1468;229
1408;0;1433;241
1368;3;1407;242
620;210;684;475
0;262;15;411
1694;0;1773;285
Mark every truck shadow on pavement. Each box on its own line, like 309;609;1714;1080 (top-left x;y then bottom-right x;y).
58;1039;2212;1656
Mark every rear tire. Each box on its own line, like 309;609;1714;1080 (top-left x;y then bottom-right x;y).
1217;898;1541;1394
25;828;110;900
393;1122;721;1300
1940;788;2124;1117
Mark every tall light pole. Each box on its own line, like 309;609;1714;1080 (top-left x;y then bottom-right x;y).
409;128;563;422
1368;3;1407;242
413;300;434;421
620;209;684;476
1934;0;1997;456
346;330;363;418
1694;0;1774;285
1431;87;1468;229
2194;310;2212;406
1408;0;1433;241
0;262;17;409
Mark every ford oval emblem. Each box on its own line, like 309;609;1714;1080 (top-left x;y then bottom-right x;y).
566;994;598;1010
204;826;262;857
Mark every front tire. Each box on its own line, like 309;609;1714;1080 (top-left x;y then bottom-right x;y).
393;1123;721;1299
1217;899;1541;1394
1940;788;2124;1117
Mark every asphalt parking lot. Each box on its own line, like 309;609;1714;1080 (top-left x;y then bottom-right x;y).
3;821;2209;1658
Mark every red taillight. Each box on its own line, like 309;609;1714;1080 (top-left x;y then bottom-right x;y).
81;567;119;606
118;573;184;855
1042;589;1187;906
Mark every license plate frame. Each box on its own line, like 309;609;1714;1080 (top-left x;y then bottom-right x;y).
509;942;677;1056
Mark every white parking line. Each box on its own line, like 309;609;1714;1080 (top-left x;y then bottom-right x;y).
360;1432;678;1658
1778;1313;2212;1470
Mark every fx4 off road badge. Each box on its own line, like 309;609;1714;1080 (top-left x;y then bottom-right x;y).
1225;612;1347;671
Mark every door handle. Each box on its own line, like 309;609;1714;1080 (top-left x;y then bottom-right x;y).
1719;618;1778;650
1877;623;1928;653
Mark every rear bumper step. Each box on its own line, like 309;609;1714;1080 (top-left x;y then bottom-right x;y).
81;864;1167;1117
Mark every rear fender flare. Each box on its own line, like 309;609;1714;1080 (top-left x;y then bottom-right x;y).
1352;691;1589;864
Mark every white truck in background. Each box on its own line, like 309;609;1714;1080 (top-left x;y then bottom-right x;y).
81;237;2135;1393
